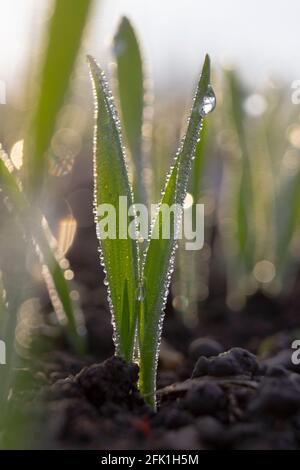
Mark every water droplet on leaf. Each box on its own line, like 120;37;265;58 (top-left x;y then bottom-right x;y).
199;85;216;117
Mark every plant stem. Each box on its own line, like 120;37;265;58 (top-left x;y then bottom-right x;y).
138;297;157;410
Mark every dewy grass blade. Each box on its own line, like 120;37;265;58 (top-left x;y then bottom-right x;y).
121;279;130;345
88;56;139;362
25;0;93;195
113;17;147;205
190;119;208;204
139;55;215;407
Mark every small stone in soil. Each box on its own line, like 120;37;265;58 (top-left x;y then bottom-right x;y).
157;371;179;390
262;349;300;374
155;407;194;430
196;416;224;444
225;422;264;446
192;347;259;378
248;376;300;417
265;365;289;378
188;338;224;361
75;356;146;412
183;382;225;415
46;377;83;400
163;425;201;450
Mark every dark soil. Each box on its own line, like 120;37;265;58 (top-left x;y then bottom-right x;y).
4;223;300;450
19;344;300;450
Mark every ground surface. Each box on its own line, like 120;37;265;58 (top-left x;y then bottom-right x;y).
3;225;300;450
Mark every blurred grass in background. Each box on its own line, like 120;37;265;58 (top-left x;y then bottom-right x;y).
0;0;94;448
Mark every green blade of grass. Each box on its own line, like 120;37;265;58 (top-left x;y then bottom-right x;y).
0;287;7;404
190;119;208;203
139;55;215;407
25;0;93;195
0;272;7;333
0;237;36;448
276;169;300;270
120;279;130;343
0;272;9;405
113;17;146;204
0;152;86;355
33;219;86;354
0;271;23;437
0;174;28;430
88;56;139;362
226;70;254;269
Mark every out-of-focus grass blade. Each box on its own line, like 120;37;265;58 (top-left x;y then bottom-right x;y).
25;0;93;194
113;17;146;204
34;219;86;354
0;272;9;405
88;56;139;362
0;283;22;447
0;152;86;355
0;150;24;207
139;55;214;406
0;208;26;446
226;70;254;269
276;169;300;270
0;252;36;448
0;273;7;333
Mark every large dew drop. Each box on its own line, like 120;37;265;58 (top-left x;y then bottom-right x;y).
199;84;216;117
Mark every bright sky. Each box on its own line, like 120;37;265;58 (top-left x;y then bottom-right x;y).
1;0;300;93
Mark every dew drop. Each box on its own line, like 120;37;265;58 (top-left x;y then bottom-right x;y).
199;85;216;117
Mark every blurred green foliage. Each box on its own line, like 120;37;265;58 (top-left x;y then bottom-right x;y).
0;0;94;448
25;0;93;196
113;17;146;204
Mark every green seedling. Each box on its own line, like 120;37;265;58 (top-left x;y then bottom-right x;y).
88;32;215;406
